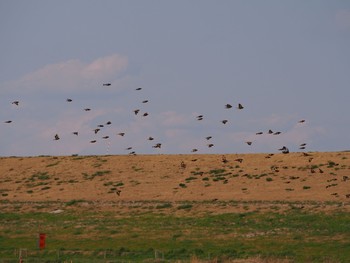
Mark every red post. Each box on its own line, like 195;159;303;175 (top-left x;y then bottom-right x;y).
38;233;46;249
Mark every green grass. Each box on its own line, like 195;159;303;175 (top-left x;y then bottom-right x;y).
0;203;349;262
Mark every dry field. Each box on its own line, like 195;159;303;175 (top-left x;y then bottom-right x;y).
0;151;349;207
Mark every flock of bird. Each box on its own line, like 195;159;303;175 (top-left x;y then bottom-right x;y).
3;83;308;156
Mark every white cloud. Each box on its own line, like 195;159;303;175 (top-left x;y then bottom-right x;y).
8;54;128;93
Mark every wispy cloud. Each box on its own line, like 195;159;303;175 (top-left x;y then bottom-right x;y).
6;54;128;93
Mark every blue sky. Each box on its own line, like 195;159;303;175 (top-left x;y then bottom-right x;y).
1;1;350;156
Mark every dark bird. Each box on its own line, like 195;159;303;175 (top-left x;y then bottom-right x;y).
134;109;140;115
225;104;232;109
90;140;97;143
54;134;60;140
94;128;100;134
148;136;154;141
278;146;287;151
208;144;214;148
298;119;305;123
126;147;133;150
72;132;78;136
12;101;19;106
237;103;244;109
246;141;252;146
97;124;104;128
103;83;111;86
135;88;142;91
268;129;274;134
196;115;203;120
191;148;198;153
221;120;228;124
299;147;306;150
153;143;162;148
300;143;307;147
102;136;109;139
256;132;263;135
143;112;149;117
66;99;72;102
106;121;112;125
206;136;212;140
142;100;149;103
84;108;91;111
4;120;12;123
118;132;125;136
273;132;281;135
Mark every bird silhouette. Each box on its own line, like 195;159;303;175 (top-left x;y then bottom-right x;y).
273;132;281;135
143;112;149;117
153;143;162;148
191;148;198;152
208;144;214;148
66;99;72;102
134;109;140;115
256;132;263;135
54;134;60;140
126;147;133;150
206;136;212;140
11;101;19;106
117;132;125;136
268;129;274;134
225;104;232;109
196;115;203;120
237;103;244;109
148;136;154;141
221;120;228;124
135;88;142;91
84;108;91;111
94;128;100;134
102;136;109;139
72;132;78;136
90;140;97;143
4;120;12;123
246;141;252;146
106;121;112;125
103;83;111;86
298;120;305;123
142;100;149;103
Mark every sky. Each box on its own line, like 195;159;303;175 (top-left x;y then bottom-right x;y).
1;0;350;156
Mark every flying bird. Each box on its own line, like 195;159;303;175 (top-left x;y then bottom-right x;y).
103;83;111;86
298;120;305;123
11;101;19;106
106;121;112;125
102;136;109;139
90;140;97;143
221;120;228;124
191;148;198;153
135;88;142;91
268;129;274;134
117;132;125;136
54;134;60;140
225;104;232;109
256;132;263;135
126;147;133;150
153;143;162;148
84;108;91;111
4;120;12;123
273;132;281;135
206;136;212;140
237;103;244;109
208;144;214;148
196;115;203;120
134;109;140;115
97;125;104;128
142;100;149;103
72;132;78;136
143;112;149;117
148;136;154;141
94;128;100;134
246;141;252;146
66;99;72;102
